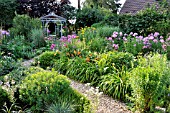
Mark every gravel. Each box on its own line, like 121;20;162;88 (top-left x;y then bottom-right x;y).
70;79;131;113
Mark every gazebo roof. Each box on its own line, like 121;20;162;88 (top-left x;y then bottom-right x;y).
40;12;66;22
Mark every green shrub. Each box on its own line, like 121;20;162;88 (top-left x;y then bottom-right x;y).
119;6;168;35
128;54;170;112
19;71;70;112
97;51;135;75
0;86;10;109
39;51;60;68
31;29;46;48
76;7;110;28
0;55;16;76
87;37;106;53
96;26;120;38
10;15;41;41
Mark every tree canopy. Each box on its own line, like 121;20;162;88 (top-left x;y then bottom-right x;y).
83;0;121;13
17;0;75;20
0;0;17;26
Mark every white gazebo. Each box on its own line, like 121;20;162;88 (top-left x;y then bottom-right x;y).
40;12;66;38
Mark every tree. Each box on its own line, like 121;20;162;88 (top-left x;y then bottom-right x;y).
83;0;121;13
0;0;17;28
16;0;75;19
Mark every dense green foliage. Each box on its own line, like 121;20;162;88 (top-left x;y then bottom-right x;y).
128;54;170;112
19;71;91;112
76;7;111;28
19;71;70;111
0;0;17;26
39;51;60;68
10;15;41;40
31;29;46;48
0;86;10;109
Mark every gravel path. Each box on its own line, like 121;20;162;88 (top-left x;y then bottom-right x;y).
70;79;131;113
22;59;131;113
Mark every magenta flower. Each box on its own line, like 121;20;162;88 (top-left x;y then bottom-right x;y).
50;44;56;50
113;44;119;50
47;29;50;33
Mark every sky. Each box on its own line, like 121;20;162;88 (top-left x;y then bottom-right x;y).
70;0;126;9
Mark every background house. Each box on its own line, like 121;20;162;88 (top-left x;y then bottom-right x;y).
120;0;160;14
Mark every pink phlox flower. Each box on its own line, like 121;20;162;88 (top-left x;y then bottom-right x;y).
133;44;136;47
154;32;159;37
113;31;118;35
148;36;154;40
160;36;164;39
112;34;117;38
72;35;77;39
142;46;148;49
166;37;170;41
107;37;112;41
160;39;165;43
153;39;158;43
130;32;133;35
123;37;127;41
50;44;56;50
119;32;123;36
113;44;119;50
124;33;128;36
63;43;67;47
133;33;138;37
162;44;167;51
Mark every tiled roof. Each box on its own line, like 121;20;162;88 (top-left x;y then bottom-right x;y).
120;0;159;14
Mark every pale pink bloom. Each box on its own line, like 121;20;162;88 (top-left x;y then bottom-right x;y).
148;36;154;40
130;32;133;35
107;37;112;41
160;36;164;39
123;37;127;41
133;33;138;37
162;44;167;51
113;44;119;50
154;32;159;37
112;34;117;38
160;39;165;43
153;39;158;43
119;32;123;36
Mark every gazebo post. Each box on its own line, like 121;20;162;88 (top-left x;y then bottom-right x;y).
60;23;63;38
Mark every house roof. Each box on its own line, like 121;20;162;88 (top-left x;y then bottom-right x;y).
120;0;159;14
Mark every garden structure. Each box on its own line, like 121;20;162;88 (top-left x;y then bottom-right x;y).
40;12;66;38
